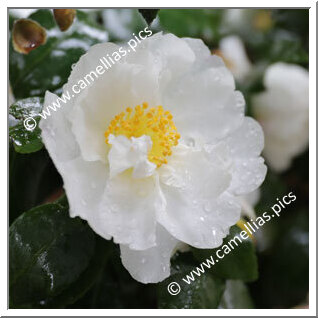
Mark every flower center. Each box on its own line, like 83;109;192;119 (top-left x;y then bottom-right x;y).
104;103;180;167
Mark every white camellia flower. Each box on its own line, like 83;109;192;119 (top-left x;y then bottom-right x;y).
239;189;260;220
218;35;252;82
40;32;267;283
252;63;309;172
222;9;273;34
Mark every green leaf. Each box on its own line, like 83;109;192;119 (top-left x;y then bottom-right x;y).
54;193;69;209
9;97;44;154
10;9;108;99
159;9;223;44
43;236;111;308
192;225;258;282
9;146;62;224
267;31;309;65
250;209;309;308
138;9;159;25
157;253;225;309
242;29;308;67
272;9;309;43
68;245;157;309
219;280;254;308
9;202;109;308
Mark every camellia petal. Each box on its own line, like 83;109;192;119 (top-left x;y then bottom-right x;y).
97;172;165;250
157;145;239;248
162;66;244;144
108;134;156;179
120;225;179;284
40;91;80;163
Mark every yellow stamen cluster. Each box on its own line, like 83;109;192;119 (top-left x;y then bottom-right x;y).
104;103;180;167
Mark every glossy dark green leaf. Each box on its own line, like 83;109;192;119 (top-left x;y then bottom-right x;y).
219;280;254;308
272;9;309;44
250;210;308;308
68;244;157;309
9;146;62;224
192;225;258;282
10;9;108;99
43;235;112;308
9;202;104;308
138;9;159;25
159;9;223;44
9;97;44;154
157;253;225;309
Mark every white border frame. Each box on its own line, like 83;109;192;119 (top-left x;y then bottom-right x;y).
3;0;316;316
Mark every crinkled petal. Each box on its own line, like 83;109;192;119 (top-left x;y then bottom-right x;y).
40;91;80;162
120;225;179;283
157;145;240;248
66;33;197;164
40;93;111;238
225;117;264;159
162;68;244;143
229;157;266;196
65;42;161;163
98;173;165;250
142;32;196;76
184;37;228;72
222;117;267;195
108;134;156;178
59;158;110;239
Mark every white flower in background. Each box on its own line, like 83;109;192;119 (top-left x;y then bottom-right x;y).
40;33;266;283
222;9;250;33
217;35;252;82
102;9;146;41
222;9;273;33
9;9;37;18
252;63;309;172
